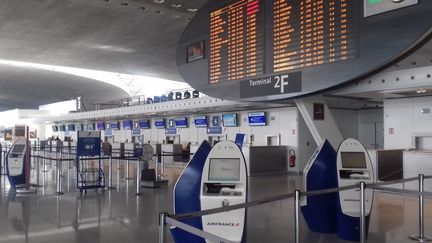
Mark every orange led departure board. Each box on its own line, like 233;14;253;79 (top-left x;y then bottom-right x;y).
209;0;357;84
209;0;265;84
273;0;357;72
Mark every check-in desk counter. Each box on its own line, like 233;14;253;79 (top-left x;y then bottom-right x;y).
404;150;432;191
161;144;183;166
124;143;135;157
249;146;288;176
111;143;124;158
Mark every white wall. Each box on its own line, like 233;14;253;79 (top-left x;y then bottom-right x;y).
384;97;432;149
331;109;358;139
49;107;299;147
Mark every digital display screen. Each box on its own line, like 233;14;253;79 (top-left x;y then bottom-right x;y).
341;152;367;169
66;124;75;132
209;0;265;84
194;116;208;127
222;113;238;127
209;158;241;181
86;123;95;131
12;144;25;153
272;0;357;72
139;120;150;129
59;125;65;132
175;118;188;128
248;112;266;126
208;0;357;84
133;121;140;129
96;121;105;131
110;122;120;130
155;119;166;129
187;41;205;63
123;120;133;130
52;125;59;132
75;124;83;131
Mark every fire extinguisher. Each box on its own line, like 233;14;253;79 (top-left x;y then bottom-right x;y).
289;149;296;167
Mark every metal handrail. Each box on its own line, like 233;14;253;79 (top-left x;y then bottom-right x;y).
160;174;432;243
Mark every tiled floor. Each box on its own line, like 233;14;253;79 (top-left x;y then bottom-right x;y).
0;157;430;243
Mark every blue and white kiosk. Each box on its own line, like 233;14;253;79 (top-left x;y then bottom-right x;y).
301;139;338;233
336;138;374;241
6;138;28;188
171;140;247;243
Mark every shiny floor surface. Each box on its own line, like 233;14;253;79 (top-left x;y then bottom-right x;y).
0;161;430;243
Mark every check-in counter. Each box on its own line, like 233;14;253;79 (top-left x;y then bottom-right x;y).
161;144;183;165
403;150;432;191
249;146;288;176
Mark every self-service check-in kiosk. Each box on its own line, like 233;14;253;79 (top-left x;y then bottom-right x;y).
171;141;247;243
301;139;338;233
200;141;247;243
6;138;28;188
337;138;374;241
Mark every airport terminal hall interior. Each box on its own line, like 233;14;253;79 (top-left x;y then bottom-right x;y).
0;0;432;243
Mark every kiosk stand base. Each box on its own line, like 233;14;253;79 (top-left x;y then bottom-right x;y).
141;180;168;188
409;235;432;242
16;185;37;195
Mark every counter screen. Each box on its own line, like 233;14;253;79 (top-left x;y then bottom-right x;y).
341;152;367;169
209;158;241;181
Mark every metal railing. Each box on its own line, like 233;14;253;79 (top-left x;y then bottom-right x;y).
159;174;432;243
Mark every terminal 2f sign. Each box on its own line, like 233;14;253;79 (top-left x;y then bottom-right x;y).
240;72;302;99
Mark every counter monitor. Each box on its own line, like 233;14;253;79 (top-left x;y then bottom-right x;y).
208;158;241;181
341;152;367;169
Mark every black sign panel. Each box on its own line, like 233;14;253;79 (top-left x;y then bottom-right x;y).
240;72;302;98
177;0;432;101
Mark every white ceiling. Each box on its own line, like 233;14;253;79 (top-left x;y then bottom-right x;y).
0;0;206;111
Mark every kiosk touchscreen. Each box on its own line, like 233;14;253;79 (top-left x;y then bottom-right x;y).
200;141;247;243
336;138;374;241
301;139;338;233
6;138;27;187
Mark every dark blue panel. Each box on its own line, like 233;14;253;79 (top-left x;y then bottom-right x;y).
6;142;27;187
171;141;212;243
301;140;338;233
235;133;246;149
336;213;371;241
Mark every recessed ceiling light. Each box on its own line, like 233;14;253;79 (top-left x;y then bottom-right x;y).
187;8;198;12
170;3;182;8
153;0;164;3
416;89;427;94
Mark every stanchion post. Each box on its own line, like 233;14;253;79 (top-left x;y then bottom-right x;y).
410;174;431;242
360;181;366;243
161;151;165;180
294;189;300;243
159;212;167;243
136;158;142;195
108;156;114;189
55;158;64;195
155;153;159;181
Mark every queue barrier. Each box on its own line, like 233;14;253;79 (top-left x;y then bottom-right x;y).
159;174;432;243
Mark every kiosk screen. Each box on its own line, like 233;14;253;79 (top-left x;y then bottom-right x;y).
341;152;367;169
12;145;25;153
209;158;240;181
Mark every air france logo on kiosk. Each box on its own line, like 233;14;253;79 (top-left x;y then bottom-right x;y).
207;222;240;227
240;72;302;98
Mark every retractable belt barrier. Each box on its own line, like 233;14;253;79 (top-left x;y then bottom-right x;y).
160;174;432;243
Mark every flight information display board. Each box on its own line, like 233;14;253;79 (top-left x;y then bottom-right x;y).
273;0;357;72
177;0;432;101
209;0;265;84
